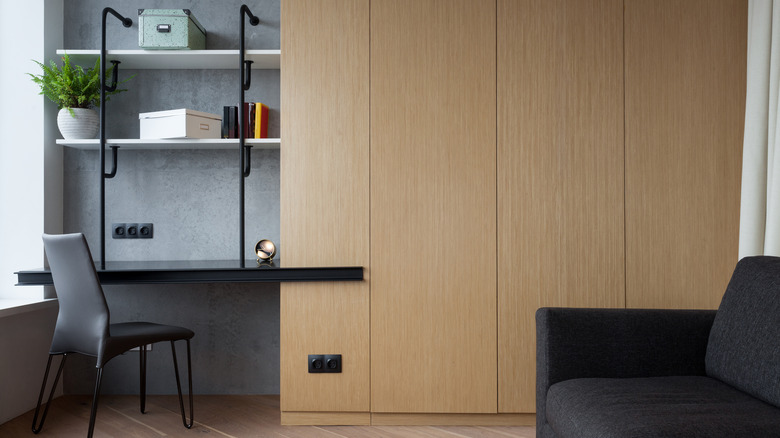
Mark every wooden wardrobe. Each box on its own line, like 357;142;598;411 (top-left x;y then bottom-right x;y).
281;0;746;424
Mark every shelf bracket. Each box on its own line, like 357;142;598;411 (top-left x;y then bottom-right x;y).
243;60;254;90
104;146;119;179
243;145;253;178
239;5;261;268
99;7;133;269
104;60;122;92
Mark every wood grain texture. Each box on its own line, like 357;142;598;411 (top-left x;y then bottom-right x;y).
497;0;626;413
624;0;747;310
0;395;536;437
280;0;370;412
370;0;498;413
282;412;371;426
370;413;535;427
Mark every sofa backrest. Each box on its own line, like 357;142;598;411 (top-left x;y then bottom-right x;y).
705;256;780;408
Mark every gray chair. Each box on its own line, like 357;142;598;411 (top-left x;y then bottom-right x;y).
33;233;194;438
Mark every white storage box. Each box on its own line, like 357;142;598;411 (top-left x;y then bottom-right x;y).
139;109;221;139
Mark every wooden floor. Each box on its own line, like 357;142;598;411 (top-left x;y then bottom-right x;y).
0;395;536;437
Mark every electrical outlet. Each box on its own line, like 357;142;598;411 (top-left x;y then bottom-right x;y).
308;354;324;373
130;344;153;352
138;223;153;238
324;354;342;373
112;223;126;239
112;222;153;239
308;354;341;373
126;223;139;238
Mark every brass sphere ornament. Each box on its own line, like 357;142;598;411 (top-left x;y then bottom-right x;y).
255;239;276;264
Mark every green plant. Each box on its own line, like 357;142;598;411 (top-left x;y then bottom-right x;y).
28;53;133;116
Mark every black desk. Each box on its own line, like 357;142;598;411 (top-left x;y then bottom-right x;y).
15;260;363;286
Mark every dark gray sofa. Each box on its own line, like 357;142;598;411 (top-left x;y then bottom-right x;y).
536;256;780;438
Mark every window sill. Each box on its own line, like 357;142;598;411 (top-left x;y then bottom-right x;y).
0;298;57;319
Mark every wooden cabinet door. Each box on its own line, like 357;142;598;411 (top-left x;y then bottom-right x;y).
497;0;626;413
370;0;497;413
625;0;746;310
280;0;370;415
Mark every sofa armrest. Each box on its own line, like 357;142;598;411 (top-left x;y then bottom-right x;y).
535;307;716;438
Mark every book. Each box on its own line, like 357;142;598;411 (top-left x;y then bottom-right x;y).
242;102;256;139
254;103;269;139
222;106;238;138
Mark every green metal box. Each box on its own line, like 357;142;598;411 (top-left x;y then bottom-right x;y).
138;9;206;50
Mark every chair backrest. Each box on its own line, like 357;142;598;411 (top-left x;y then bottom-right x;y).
42;233;109;359
705;255;780;408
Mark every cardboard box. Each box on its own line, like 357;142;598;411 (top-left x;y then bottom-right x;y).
139;109;221;139
138;9;206;50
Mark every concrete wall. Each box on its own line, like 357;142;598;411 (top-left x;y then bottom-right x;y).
61;0;281;395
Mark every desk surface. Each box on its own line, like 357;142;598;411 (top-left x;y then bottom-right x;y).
15;260;363;286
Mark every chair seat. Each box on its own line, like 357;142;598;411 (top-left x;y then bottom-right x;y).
546;376;780;438
101;322;194;366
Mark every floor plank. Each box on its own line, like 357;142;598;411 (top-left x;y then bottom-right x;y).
0;395;535;437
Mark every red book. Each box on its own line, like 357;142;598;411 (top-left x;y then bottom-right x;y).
242;102;256;139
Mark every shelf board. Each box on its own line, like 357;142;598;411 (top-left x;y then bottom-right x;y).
56;49;280;69
56;138;281;150
15;260;364;285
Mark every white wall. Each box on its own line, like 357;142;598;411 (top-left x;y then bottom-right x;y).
0;0;64;425
0;0;53;300
0;305;60;424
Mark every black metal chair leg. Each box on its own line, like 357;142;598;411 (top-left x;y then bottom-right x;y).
32;354;67;434
140;344;147;414
87;367;105;438
171;340;194;428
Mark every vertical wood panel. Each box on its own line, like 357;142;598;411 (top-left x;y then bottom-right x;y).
370;0;497;413
280;0;369;412
625;0;746;310
497;0;626;413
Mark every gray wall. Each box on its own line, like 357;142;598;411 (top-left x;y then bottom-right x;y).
62;0;281;395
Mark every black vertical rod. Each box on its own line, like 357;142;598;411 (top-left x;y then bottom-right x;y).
239;5;260;267
100;8;131;269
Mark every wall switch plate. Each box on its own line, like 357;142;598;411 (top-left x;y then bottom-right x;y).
308;354;341;373
112;223;126;239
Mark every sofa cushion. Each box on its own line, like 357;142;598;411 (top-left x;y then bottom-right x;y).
705;255;780;408
546;376;780;438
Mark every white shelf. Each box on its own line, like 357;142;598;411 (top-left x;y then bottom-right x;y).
56;49;280;69
56;138;281;150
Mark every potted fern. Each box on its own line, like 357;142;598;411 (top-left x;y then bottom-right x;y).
29;54;131;139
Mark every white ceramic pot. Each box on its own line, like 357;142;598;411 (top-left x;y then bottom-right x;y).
57;108;99;139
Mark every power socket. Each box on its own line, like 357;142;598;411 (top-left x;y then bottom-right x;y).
324;354;342;372
308;354;324;372
138;223;153;238
126;223;139;238
113;223;153;239
308;354;342;373
112;223;126;239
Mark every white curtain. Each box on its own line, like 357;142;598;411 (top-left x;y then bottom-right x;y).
740;0;780;258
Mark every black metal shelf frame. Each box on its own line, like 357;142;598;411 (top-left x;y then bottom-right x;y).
99;7;132;269
239;5;261;268
96;6;262;269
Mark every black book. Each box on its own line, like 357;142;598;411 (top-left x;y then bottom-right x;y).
222;106;238;139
